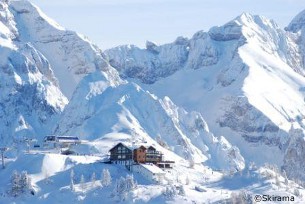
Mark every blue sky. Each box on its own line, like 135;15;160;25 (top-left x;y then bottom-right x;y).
30;0;305;50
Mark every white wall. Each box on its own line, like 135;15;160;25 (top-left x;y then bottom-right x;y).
133;165;164;183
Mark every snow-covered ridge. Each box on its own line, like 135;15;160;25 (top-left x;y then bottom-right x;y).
10;0;123;98
106;13;304;85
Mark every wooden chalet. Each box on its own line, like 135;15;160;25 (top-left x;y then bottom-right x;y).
109;143;133;164
133;145;163;164
109;143;173;170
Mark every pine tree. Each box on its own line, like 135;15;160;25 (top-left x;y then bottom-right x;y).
294;188;301;197
230;191;252;204
91;172;96;187
102;169;111;187
275;175;281;187
70;169;75;191
282;170;289;186
80;174;85;192
20;171;29;193
188;159;195;168
113;177;127;201
178;185;185;196
11;170;21;197
249;162;256;170
125;174;137;191
164;185;177;199
185;175;190;185
44;171;51;184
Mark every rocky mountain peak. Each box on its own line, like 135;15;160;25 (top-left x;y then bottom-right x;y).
286;9;305;32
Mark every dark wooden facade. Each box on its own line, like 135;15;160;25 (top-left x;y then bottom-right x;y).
109;143;132;162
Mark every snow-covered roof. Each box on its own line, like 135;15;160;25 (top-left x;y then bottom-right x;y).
44;135;79;141
57;136;79;140
140;164;165;174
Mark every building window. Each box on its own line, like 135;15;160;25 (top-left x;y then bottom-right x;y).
118;146;129;154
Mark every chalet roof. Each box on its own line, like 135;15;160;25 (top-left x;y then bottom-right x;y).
109;142;159;152
147;146;156;151
138;145;147;150
109;142;131;152
140;163;165;174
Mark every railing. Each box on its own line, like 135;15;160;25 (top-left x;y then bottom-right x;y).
146;152;162;156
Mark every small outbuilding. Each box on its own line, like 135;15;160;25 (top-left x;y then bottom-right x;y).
133;163;166;183
43;135;80;148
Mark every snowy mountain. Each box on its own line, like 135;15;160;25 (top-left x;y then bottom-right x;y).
1;0;305;203
0;0;122;145
106;12;305;181
0;0;67;144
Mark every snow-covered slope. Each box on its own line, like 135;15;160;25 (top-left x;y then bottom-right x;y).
54;72;245;172
106;12;305;180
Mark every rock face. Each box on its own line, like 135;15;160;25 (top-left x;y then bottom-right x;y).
286;9;305;76
283;127;305;181
286;9;305;33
